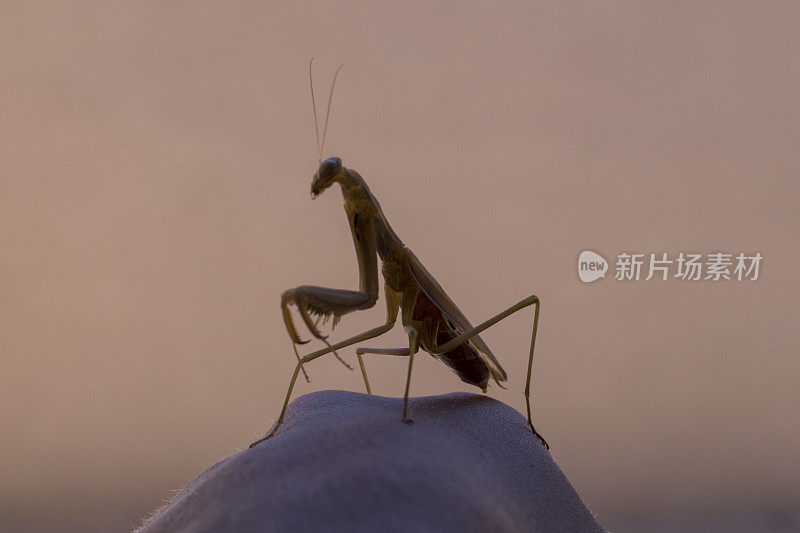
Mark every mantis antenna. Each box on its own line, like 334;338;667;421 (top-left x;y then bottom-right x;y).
309;60;345;163
309;58;321;162
320;63;345;161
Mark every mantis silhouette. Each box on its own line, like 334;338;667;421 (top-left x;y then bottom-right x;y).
251;62;548;449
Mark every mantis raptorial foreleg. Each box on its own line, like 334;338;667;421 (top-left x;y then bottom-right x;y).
297;303;354;372
281;285;377;380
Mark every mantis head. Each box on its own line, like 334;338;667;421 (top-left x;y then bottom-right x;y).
311;157;343;198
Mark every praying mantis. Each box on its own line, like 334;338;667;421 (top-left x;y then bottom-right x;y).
250;62;548;449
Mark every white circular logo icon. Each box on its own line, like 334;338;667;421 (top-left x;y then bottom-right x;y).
578;251;608;283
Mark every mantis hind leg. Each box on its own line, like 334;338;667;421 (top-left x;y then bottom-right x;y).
249;360;303;448
250;298;399;448
524;300;548;450
428;294;549;450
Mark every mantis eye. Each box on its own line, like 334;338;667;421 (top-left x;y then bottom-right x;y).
322;157;342;172
317;157;342;180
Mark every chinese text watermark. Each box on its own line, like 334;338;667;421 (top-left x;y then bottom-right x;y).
578;251;763;283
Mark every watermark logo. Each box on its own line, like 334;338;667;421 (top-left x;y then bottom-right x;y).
578;251;763;282
578;250;608;283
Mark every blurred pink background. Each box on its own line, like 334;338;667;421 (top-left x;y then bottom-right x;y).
1;3;798;531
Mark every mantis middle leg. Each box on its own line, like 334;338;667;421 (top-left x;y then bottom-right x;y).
353;331;418;422
355;347;411;395
402;329;419;423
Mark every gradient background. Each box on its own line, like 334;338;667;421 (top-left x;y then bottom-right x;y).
2;3;799;532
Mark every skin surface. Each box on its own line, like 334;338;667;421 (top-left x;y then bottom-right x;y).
139;391;604;533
